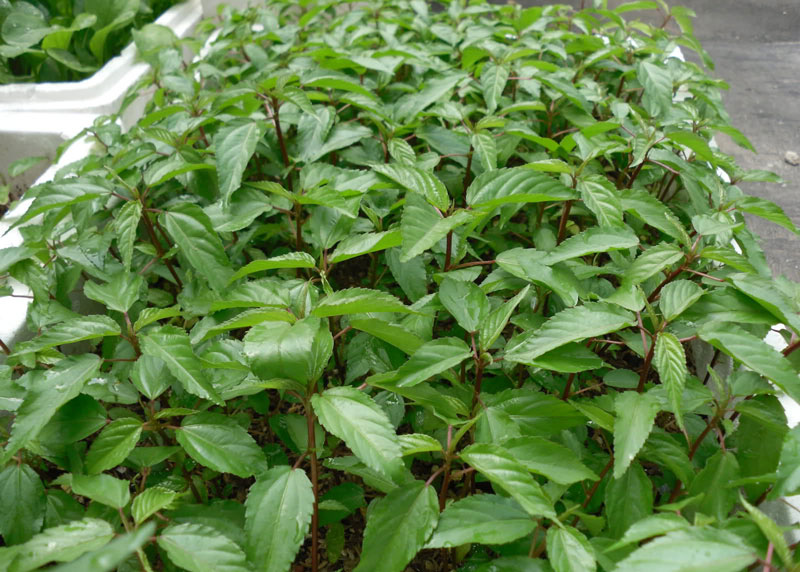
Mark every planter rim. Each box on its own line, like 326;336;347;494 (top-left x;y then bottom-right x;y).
0;0;202;114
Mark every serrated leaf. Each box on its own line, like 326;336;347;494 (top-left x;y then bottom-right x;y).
613;391;659;478
12;316;121;357
607;513;689;550
687;450;740;521
373;163;449;211
349;318;424;355
0;464;45;546
503;436;599;485
479;286;530;351
544;226;639;264
312;287;411;317
547;526;596;572
392;338;472;387
50;524;155;572
8;518;114;572
133;305;181;331
312;386;404;478
578;176;624;228
439;277;488;332
400;194;474;262
141;326;223;405
85;418;143;474
2;355;101;464
735;195;799;234
699;322;800;404
244;319;331;385
200;308;295;341
228;252;316;283
605;462;653;538
505;303;635;363
739;495;792;568
158;523;250;572
460;443;555;519
627;242;684;284
399;434;443;456
388;138;416;165
471;132;497;171
245;466;313;572
215;122;267;205
162;204;232;291
495;248;580;307
330;230;402;263
659;280;703;321
614;528;755;572
481;62;509;113
176;412;267;478
620;188;690;245
426;495;535;549
113;201;142;272
18;178;110;224
466;167;576;208
637;61;672;118
354;481;438;572
653;332;687;430
71;474;130;509
83;273;143;314
131;487;178;525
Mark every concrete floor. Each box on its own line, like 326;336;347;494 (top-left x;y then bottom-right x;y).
516;0;800;280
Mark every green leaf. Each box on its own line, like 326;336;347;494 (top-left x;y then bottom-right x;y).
134;305;181;331
8;518;114;572
12;316;121;357
50;523;155;572
0;464;45;546
466;167;576;208
330;230;402;263
665;130;714;163
354;481;438;572
495;248;580;307
481;62;509;113
388;138;416;165
653;332;687;430
83;273;143;314
312;387;404;478
728;272;800;334
605;462;653;539
687;451;740;522
245;319;331;385
372;163;449;211
460;443;556;519
349;318;424;355
85;418;142;474
112;202;141;272
426;494;535;549
735;196;799;234
131;487;178;525
734;396;787;499
614;528;756;572
392;338;472;387
399;434;443;456
613;391;659;478
158;523;250;572
490;390;585;436
7;155;46;178
699;322;800;404
626;243;684;284
17;178;110;224
479;286;530;351
162;204;232;291
608;513;689;550
505;303;636;363
214;121;266;205
547;526;596;572
471;132;497;171
659;280;703;321
141;326;223;405
637;61;673;118
502;436;599;485
312;287;411;317
400;194;475;262
228;252;316;283
2;355;101;463
620;188;690;245
439;277;488;332
71;474;130;509
578;176;624;228
245;466;313;572
544;226;639;264
527;343;607;373
176;412;267;478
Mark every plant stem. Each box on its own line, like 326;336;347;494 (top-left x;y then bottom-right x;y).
783;339;800;357
305;399;319;572
141;209;182;289
449;259;495;270
124;312;141;357
562;373;576;401
462;145;474;204
271;96;290;169
556;200;573;244
0;338;9;355
294;200;304;251
647;262;686;303
444;231;453;271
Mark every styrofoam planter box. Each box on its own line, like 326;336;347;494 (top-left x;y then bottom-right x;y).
0;0;204;195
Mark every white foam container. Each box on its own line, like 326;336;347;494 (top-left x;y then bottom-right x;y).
0;0;204;193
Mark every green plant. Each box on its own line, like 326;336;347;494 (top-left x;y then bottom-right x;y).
0;0;179;84
2;0;800;570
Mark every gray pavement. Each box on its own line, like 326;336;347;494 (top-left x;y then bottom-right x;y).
516;0;800;280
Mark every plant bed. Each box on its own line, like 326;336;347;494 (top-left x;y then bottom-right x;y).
2;1;800;571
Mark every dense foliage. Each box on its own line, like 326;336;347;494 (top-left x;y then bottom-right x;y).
0;0;179;84
2;0;800;570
